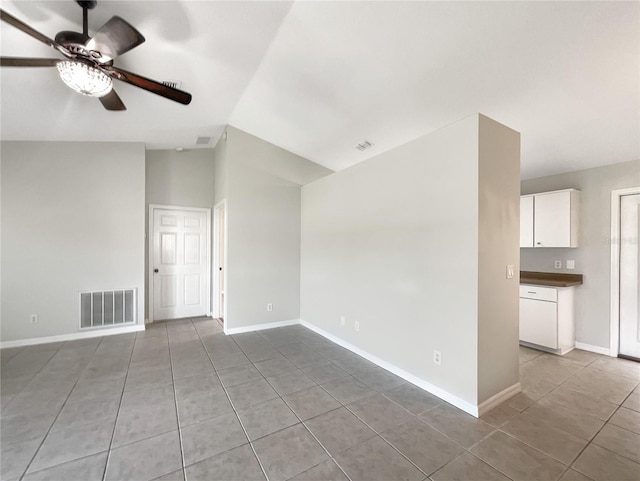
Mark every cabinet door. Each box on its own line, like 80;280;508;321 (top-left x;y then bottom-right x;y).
534;191;571;247
520;298;558;348
520;196;534;247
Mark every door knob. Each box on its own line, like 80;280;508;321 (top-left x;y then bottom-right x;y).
154;269;159;273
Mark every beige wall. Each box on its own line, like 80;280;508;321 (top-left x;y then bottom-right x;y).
301;114;520;409
521;159;640;349
1;141;146;342
477;116;521;403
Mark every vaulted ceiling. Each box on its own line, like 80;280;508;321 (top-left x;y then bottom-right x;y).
1;1;638;179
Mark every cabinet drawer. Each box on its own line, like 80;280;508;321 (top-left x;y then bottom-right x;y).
520;285;557;302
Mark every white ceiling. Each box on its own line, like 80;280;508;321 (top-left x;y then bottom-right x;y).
1;1;638;179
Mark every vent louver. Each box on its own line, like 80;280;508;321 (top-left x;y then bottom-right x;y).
355;140;374;151
80;289;136;329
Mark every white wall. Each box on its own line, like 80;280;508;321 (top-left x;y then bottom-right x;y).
521;159;640;350
1;141;145;342
301;114;520;409
145;149;215;319
221;127;332;330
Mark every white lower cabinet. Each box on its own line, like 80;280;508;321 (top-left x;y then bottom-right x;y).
519;285;575;354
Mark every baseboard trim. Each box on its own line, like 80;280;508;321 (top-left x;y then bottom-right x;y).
300;320;481;417
575;342;611;356
224;319;301;336
0;324;145;349
477;382;522;416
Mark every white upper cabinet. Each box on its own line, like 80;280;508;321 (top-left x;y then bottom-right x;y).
521;189;580;248
520;195;534;247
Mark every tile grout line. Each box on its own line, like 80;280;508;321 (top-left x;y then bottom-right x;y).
100;333;139;481
255;329;355;481
230;328;354;480
2;344;66;417
166;319;191;481
14;337;104;480
194;319;272;481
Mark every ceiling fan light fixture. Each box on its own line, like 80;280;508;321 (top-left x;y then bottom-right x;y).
57;60;112;97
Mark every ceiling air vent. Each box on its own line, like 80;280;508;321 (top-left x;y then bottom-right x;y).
162;80;182;89
355;140;374;151
196;136;211;145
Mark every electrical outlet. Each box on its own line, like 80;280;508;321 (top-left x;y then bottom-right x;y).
30;314;38;324
554;260;562;269
267;303;273;312
354;321;360;332
340;316;346;326
566;260;575;270
433;350;441;365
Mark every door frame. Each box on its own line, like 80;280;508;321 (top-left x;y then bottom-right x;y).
609;186;640;357
212;199;228;325
148;204;212;324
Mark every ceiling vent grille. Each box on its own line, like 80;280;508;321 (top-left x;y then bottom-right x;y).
162;80;182;89
196;136;211;145
355;140;374;151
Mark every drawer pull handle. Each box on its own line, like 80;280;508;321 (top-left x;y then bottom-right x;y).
527;291;536;294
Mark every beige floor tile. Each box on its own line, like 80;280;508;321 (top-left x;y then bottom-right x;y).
609;406;640;434
592;423;640;463
573;444;640;481
544;386;618;421
431;452;510;481
470;431;566;481
561;349;604;367
558;469;596;481
622;392;640;412
588;358;640;382
480;402;521;428
523;397;605;440
418;404;495;449
501;412;588;464
563;368;637;405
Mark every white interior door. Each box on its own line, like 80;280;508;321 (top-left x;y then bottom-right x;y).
152;207;210;321
619;193;640;359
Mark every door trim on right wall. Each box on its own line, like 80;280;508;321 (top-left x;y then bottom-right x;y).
610;186;640;357
213;199;228;328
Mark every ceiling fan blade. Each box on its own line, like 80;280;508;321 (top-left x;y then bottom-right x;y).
1;57;59;67
0;9;68;56
85;16;145;63
99;89;126;111
104;66;192;105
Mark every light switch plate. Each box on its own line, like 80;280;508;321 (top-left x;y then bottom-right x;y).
566;260;575;270
506;265;515;279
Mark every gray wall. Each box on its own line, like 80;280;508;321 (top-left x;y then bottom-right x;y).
222;127;332;330
301;114;520;407
146;149;215;208
145;149;215;319
521;159;640;349
1;141;145;342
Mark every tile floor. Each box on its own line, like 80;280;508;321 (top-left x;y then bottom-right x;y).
1;318;639;481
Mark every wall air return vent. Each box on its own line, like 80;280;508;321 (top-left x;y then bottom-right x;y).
355;140;374;151
196;136;211;145
80;288;136;329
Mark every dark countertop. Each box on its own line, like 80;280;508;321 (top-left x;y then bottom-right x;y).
520;271;583;287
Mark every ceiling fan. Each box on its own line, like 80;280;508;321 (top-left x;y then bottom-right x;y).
0;0;192;110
